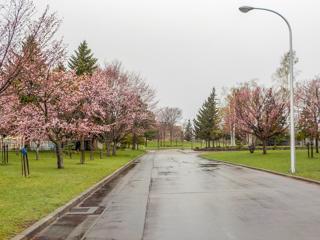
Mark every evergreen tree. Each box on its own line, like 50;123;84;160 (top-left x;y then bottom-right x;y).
18;37;47;103
68;40;98;75
193;88;220;147
184;120;193;141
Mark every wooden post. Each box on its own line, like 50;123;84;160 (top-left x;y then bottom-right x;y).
5;145;8;164
21;147;30;177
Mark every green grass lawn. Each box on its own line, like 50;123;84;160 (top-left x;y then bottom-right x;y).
0;149;144;240
201;150;320;181
144;140;203;150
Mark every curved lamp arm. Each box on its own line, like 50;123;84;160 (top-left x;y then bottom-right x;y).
239;6;296;173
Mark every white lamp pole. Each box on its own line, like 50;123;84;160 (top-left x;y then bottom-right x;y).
239;6;296;173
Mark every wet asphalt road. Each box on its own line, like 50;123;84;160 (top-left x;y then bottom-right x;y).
33;150;320;240
80;150;320;240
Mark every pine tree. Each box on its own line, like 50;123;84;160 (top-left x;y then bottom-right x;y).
194;88;220;148
184;120;193;141
18;37;47;103
68;40;98;75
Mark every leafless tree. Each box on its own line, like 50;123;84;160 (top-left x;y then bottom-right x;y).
128;72;158;111
0;0;61;96
157;107;182;146
273;51;299;90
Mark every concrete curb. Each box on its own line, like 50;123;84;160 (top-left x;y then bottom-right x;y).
200;155;320;186
11;153;146;240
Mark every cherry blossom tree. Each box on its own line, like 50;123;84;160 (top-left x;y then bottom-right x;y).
70;70;113;159
103;66;146;155
130;105;155;150
66;74;102;164
0;2;157;169
233;84;288;154
2;32;68;163
0;92;18;138
0;0;63;164
81;65;149;156
222;89;237;146
126;71;157;150
13;69;83;168
296;78;320;152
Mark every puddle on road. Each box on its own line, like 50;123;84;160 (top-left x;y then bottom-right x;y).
158;171;177;176
199;163;220;168
199;163;220;172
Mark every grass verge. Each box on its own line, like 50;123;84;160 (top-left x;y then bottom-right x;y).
0;149;144;240
201;150;320;181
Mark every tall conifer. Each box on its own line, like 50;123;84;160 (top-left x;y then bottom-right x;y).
68;40;98;75
194;88;220;147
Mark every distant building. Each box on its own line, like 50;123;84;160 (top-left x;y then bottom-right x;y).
0;136;23;150
0;136;55;151
29;141;55;151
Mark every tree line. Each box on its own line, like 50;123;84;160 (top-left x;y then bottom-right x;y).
190;51;320;155
2;0;320;162
0;0;157;168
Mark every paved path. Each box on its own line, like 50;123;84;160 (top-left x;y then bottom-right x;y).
35;150;320;240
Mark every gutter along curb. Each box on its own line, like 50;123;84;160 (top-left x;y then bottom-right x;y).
11;153;145;240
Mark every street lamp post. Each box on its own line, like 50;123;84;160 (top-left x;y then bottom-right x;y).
239;6;296;173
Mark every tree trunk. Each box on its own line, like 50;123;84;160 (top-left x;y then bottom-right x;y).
55;141;64;169
69;148;72;159
36;148;39;160
132;133;137;150
162;128;165;146
106;141;111;157
262;140;267;154
112;142;117;156
80;137;85;164
36;143;40;160
232;126;236;146
90;138;94;161
316;137;319;154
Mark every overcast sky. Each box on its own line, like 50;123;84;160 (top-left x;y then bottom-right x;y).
34;0;320;121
